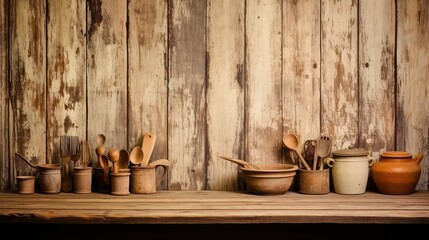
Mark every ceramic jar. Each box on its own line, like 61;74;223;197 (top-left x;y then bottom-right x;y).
372;151;424;195
326;148;374;195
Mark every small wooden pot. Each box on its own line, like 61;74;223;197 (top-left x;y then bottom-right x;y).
298;169;330;194
73;167;93;194
16;176;35;194
110;171;131;196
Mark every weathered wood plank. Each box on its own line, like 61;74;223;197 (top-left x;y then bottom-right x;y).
359;0;395;191
206;0;244;191
47;0;86;165
358;0;395;157
168;0;207;190
282;0;321;164
128;0;168;189
87;0;127;161
0;0;9;191
397;0;429;190
321;0;358;150
246;0;282;164
9;0;46;175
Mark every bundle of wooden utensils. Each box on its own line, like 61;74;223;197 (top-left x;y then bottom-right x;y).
283;133;332;171
94;132;171;195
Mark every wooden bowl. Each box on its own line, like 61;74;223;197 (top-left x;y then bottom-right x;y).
240;163;298;195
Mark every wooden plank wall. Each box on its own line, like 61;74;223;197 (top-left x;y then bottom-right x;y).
0;0;9;190
1;0;428;192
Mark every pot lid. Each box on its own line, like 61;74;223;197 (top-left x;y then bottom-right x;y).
332;148;369;157
380;151;412;158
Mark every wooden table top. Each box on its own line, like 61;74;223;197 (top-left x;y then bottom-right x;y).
0;190;428;224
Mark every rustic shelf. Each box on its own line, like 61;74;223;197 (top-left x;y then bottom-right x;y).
1;190;428;224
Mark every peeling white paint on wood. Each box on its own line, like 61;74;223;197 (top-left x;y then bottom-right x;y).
47;0;86;164
207;0;244;191
87;0;127;159
10;0;46;173
321;0;358;150
168;0;207;190
246;0;283;164
358;0;395;157
128;0;168;189
283;0;321;157
397;0;429;190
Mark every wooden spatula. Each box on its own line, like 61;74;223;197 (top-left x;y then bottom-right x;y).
141;132;157;167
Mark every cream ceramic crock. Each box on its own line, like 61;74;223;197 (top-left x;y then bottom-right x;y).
325;148;374;195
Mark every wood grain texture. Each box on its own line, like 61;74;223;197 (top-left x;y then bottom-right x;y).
0;0;9;191
397;0;429;190
168;0;207;190
87;0;127;162
9;0;46;175
0;191;428;224
47;0;86;165
358;0;395;157
358;0;396;192
206;0;244;191
246;0;283;164
282;0;321;161
321;0;358;150
128;0;168;189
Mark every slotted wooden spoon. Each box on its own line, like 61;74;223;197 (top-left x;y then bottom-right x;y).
317;135;332;170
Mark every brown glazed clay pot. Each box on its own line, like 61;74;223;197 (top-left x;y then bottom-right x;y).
372;151;424;195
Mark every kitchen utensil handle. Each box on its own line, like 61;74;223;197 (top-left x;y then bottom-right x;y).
156;165;168;182
414;154;424;165
15;153;37;169
325;157;335;168
319;157;325;170
295;150;311;170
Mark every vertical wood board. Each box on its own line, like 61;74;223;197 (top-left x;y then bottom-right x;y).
282;0;321;164
206;0;245;190
128;0;168;189
87;0;127;164
0;0;9;190
321;0;358;150
246;0;283;164
358;0;395;156
168;0;207;190
47;0;86;164
9;0;46;175
397;0;429;190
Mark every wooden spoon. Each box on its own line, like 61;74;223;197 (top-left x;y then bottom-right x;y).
107;148;120;174
80;140;91;167
141;132;157;166
129;146;144;166
118;149;130;170
283;133;311;170
95;146;106;167
218;156;261;170
317;135;332;170
96;134;106;147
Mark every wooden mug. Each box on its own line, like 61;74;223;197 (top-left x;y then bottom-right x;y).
130;164;167;194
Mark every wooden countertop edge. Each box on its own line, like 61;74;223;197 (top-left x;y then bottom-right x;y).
0;190;428;224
